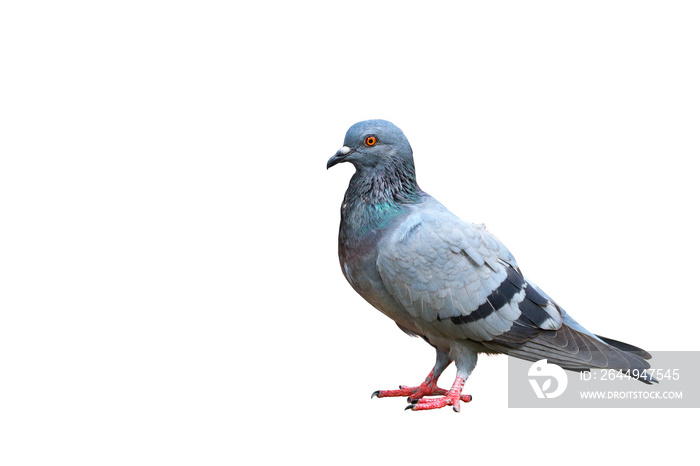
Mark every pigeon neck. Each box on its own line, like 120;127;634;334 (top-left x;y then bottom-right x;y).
341;164;421;234
347;162;421;207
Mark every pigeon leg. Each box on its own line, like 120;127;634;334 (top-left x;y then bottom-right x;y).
406;347;476;412
371;350;471;403
406;374;471;412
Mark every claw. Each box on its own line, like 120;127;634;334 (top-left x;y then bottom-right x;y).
405;404;416;411
371;390;380;399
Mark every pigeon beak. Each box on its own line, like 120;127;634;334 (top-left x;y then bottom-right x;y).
327;146;352;169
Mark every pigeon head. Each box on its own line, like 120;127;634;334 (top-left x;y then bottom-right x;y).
327;119;414;172
328;119;421;205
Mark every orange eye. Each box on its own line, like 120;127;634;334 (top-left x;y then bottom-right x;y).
365;136;377;146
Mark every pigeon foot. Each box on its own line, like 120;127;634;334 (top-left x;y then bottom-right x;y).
405;375;470;412
371;365;470;404
372;381;471;404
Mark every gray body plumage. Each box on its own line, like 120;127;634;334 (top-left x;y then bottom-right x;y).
328;120;654;395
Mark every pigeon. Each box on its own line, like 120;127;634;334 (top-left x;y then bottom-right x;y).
327;119;655;412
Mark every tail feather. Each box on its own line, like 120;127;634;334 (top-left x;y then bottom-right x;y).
484;324;657;384
594;334;652;360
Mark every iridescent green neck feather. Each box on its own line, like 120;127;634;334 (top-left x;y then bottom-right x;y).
341;157;422;236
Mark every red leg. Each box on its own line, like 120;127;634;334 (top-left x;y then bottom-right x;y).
372;349;472;405
406;375;471;412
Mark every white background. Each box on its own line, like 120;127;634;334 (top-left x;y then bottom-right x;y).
2;1;699;464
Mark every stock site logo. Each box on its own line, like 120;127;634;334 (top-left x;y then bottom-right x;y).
528;359;568;399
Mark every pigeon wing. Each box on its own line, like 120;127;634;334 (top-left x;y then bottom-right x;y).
376;209;562;343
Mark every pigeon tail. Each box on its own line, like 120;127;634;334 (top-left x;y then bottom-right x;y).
482;324;657;384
